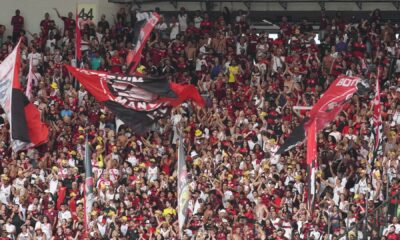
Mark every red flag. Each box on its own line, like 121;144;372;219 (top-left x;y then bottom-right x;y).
0;39;48;152
57;186;67;210
75;7;82;61
277;76;367;155
165;82;205;107
126;12;160;74
305;76;361;131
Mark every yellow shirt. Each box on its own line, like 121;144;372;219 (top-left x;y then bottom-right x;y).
96;155;104;168
162;207;177;217
228;65;239;83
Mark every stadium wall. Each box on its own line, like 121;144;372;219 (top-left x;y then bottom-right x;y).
0;0;124;38
136;1;397;12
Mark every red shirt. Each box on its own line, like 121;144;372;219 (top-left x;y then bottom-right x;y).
150;48;167;66
386;233;399;240
11;15;24;32
44;208;58;224
40;19;55;37
62;17;76;33
110;56;122;74
200;20;212;33
248;34;259;53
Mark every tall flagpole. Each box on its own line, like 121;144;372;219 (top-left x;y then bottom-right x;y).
177;126;189;238
84;134;94;238
75;3;81;89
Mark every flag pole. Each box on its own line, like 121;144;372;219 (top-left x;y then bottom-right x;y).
75;4;81;90
83;133;93;238
177;123;189;239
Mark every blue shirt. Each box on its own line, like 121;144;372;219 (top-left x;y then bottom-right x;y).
336;42;347;52
60;109;73;118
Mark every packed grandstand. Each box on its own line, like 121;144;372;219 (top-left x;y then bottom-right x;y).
0;3;399;240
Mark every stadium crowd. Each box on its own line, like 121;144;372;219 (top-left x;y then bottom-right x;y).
0;4;400;240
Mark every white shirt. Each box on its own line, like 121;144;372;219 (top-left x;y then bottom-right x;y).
58;210;72;221
147;166;159;182
5;223;16;235
0;184;11;205
272;55;285;73
236;42;247;55
178;13;188;31
28;52;42;67
194;16;203;29
121;223;129;236
13;177;25;191
127;155;138;166
156;22;168;31
41;223;52;239
46;39;56;54
170;22;180;40
78;90;87;106
49;177;58;195
97;223;108;237
329;131;342;142
393;110;400;125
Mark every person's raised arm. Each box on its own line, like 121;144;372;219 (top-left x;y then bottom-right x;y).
329;161;336;177
53;8;62;19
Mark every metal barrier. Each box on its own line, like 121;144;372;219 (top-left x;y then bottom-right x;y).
335;190;400;240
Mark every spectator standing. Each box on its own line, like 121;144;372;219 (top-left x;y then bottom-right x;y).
40;12;55;39
53;8;75;36
97;14;110;33
178;7;188;32
169;16;180;40
194;11;203;29
11;9;24;43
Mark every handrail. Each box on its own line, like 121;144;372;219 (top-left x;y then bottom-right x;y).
336;190;400;239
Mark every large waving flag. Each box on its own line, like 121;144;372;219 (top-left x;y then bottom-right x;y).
276;118;308;155
84;135;94;237
277;75;368;155
126;12;160;75
65;65;204;133
305;76;364;131
0;39;48;152
177;134;189;237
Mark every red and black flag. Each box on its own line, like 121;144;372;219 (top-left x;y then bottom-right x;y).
126;12;160;75
0;39;48;152
277;76;369;155
304;76;366;131
276;118;308;155
64;65;204;133
369;77;383;161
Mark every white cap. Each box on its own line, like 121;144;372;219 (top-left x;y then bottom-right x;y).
190;151;198;158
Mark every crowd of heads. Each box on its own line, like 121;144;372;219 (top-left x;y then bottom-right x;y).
0;5;400;240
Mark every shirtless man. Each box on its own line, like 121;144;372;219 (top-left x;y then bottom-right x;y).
230;227;242;240
254;196;269;222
